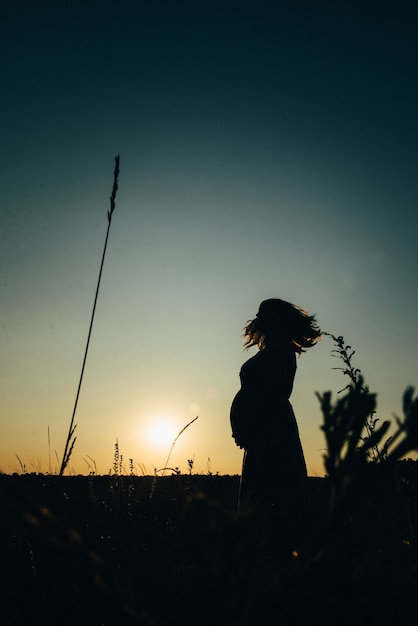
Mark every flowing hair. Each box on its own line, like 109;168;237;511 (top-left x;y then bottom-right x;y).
243;298;321;354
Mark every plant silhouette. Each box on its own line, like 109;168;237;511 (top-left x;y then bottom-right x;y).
59;155;120;476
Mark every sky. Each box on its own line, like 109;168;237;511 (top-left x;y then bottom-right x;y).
1;0;417;477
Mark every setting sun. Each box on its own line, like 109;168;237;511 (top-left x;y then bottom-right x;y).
145;418;178;448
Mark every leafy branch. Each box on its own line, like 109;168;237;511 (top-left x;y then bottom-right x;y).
324;332;386;462
317;333;418;517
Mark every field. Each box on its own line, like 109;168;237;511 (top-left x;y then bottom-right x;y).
1;463;418;625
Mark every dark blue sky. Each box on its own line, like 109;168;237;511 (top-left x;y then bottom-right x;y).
1;0;417;475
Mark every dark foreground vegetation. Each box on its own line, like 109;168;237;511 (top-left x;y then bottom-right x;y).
1;462;418;626
3;336;418;625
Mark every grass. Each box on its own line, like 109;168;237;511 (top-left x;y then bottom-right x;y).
59;155;120;477
3;332;418;624
160;415;199;476
1;462;418;625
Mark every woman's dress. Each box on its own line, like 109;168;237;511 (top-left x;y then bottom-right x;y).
230;342;308;552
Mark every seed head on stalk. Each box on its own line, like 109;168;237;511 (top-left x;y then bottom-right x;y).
161;415;199;476
58;155;120;477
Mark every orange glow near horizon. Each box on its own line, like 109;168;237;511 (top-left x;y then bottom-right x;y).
144;417;178;448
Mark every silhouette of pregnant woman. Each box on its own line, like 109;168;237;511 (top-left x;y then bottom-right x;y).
230;298;321;556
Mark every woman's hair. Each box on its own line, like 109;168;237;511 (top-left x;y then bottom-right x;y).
243;298;321;354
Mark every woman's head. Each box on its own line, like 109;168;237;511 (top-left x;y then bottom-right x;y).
243;298;321;353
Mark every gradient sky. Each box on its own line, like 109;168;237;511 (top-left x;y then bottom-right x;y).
1;0;417;476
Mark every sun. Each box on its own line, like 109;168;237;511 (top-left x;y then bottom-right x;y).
145;418;178;448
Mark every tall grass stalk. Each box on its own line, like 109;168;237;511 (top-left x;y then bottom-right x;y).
15;454;26;474
161;416;199;476
58;155;120;477
48;426;51;474
157;416;199;477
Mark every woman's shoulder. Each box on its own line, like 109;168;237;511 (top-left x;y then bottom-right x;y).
241;341;295;368
265;339;295;358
